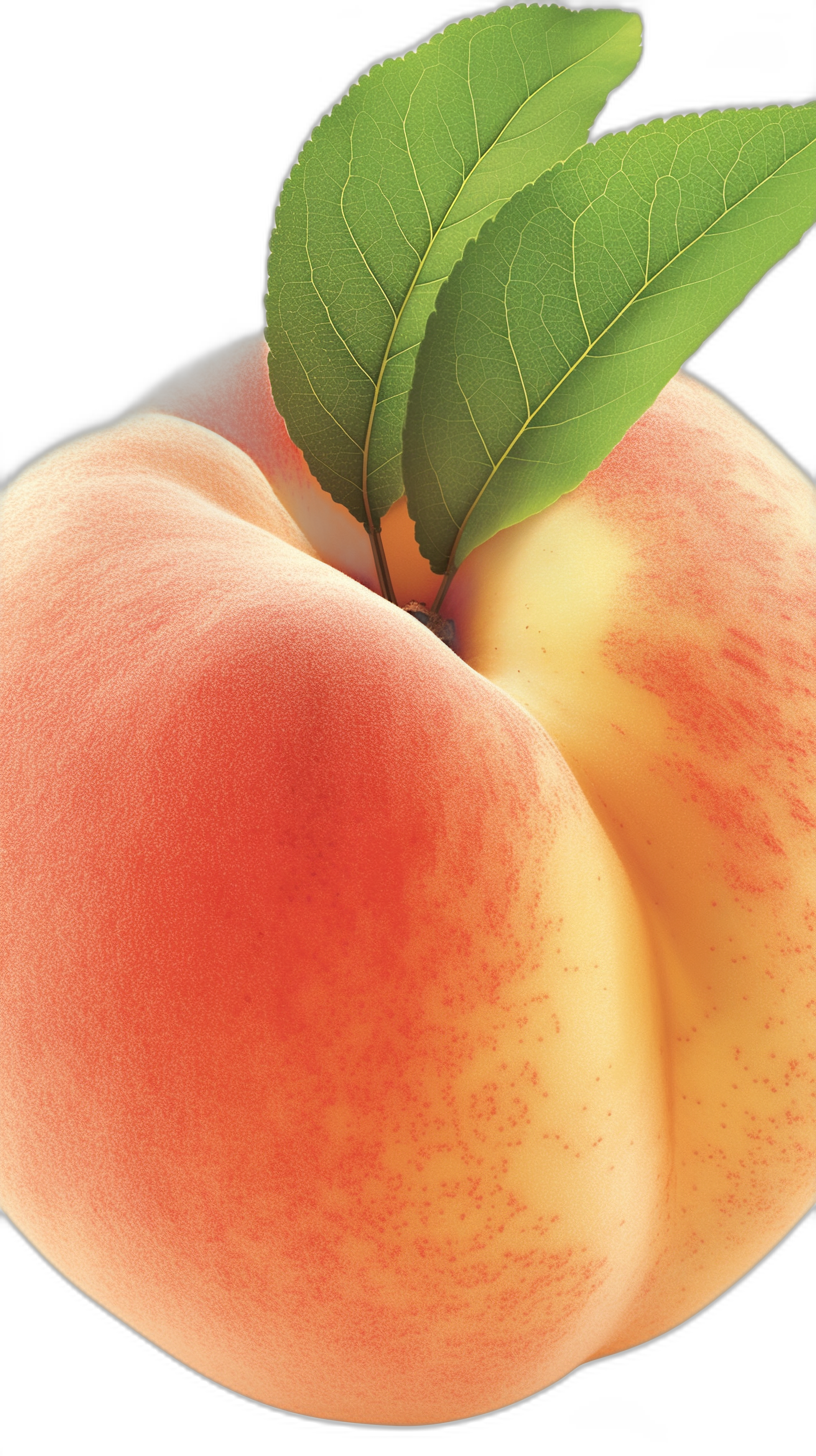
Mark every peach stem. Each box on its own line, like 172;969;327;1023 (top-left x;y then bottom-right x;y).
366;521;396;603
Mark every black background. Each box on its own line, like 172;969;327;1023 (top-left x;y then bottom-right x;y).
3;2;810;1444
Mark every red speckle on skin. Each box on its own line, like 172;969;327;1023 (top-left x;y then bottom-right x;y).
1;414;648;1423
583;375;815;894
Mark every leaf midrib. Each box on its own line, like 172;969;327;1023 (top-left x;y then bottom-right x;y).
440;119;814;570
351;23;636;519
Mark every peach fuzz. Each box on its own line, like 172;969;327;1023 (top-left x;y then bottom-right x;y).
0;346;814;1424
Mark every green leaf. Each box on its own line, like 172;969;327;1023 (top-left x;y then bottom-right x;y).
265;3;642;535
403;104;816;584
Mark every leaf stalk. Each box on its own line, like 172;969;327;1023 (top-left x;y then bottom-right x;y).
431;564;457;615
365;519;396;602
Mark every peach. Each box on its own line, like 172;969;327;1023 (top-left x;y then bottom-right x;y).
0;345;813;1423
